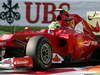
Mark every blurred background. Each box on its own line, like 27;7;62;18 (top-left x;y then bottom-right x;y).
0;0;100;33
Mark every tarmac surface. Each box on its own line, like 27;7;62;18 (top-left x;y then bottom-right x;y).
0;61;100;75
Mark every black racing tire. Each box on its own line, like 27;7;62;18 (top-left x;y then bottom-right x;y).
26;36;52;70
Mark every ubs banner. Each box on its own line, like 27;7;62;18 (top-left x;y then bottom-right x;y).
0;0;70;26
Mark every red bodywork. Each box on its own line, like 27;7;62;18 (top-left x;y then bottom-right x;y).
0;13;100;62
0;56;33;69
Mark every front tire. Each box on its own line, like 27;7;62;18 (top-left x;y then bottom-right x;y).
26;36;52;70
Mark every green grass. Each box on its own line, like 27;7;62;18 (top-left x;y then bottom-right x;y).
0;26;48;33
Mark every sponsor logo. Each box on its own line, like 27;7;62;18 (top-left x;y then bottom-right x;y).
0;42;6;46
52;53;64;63
0;0;21;24
82;41;98;46
15;61;28;64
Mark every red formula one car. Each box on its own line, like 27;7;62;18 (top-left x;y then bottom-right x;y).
0;10;100;70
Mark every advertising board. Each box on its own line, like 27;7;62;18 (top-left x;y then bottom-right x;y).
0;0;70;26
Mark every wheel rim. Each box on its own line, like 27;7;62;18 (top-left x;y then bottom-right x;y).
40;43;52;64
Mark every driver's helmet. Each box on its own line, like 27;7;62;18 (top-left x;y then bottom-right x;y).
60;9;69;16
57;8;73;21
49;21;60;29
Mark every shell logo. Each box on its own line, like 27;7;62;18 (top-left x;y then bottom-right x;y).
52;53;64;63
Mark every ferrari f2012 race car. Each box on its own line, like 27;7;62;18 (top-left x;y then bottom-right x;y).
0;9;100;70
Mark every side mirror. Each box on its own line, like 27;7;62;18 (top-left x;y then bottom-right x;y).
24;27;32;32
